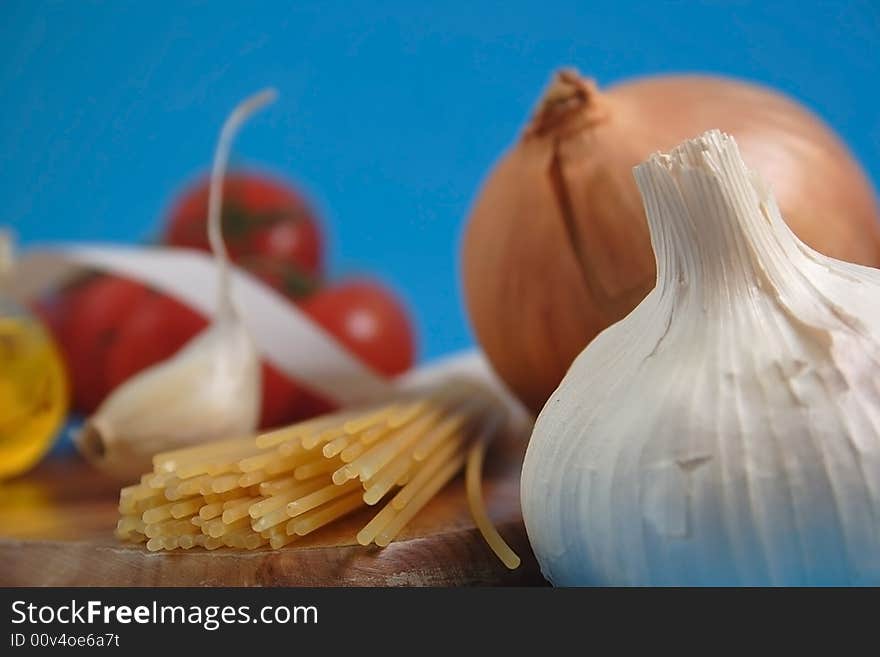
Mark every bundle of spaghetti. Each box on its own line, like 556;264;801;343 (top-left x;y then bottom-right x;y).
116;381;521;569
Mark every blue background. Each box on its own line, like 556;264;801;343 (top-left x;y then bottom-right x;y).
3;0;879;363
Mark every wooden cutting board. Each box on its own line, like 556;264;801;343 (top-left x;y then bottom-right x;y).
0;431;545;587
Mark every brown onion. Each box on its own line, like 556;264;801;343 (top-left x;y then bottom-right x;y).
462;69;880;413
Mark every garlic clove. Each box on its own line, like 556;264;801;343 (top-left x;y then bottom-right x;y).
77;320;260;481
521;129;880;586
75;89;276;482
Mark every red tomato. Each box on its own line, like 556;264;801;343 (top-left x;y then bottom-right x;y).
241;256;319;429
259;364;306;429
105;291;208;391
289;388;335;423
64;276;152;413
258;281;416;429
302;280;416;377
266;281;416;425
164;172;324;277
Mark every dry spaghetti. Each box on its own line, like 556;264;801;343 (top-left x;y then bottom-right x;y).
116;381;521;569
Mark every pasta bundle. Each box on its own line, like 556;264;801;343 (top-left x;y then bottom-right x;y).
116;381;521;569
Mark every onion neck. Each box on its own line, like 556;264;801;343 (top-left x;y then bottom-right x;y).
527;69;606;139
532;69;649;322
634;130;808;306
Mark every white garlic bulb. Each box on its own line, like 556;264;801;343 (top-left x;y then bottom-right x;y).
521;130;880;586
77;89;276;481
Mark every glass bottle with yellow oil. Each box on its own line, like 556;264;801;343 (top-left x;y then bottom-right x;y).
0;231;68;479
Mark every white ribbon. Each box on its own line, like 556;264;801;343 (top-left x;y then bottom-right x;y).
11;244;525;423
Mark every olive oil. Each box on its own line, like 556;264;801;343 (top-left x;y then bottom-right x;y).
0;307;68;479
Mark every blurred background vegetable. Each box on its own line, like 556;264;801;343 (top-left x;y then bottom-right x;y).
462;70;880;412
164;173;324;281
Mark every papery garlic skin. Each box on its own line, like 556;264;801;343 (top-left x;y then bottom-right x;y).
521;130;880;586
79;320;260;481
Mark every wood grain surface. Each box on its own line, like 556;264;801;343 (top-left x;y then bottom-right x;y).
0;431;546;586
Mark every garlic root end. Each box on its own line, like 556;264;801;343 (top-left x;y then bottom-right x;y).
76;419;108;464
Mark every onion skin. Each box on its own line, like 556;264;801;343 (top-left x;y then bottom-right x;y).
462;70;880;412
